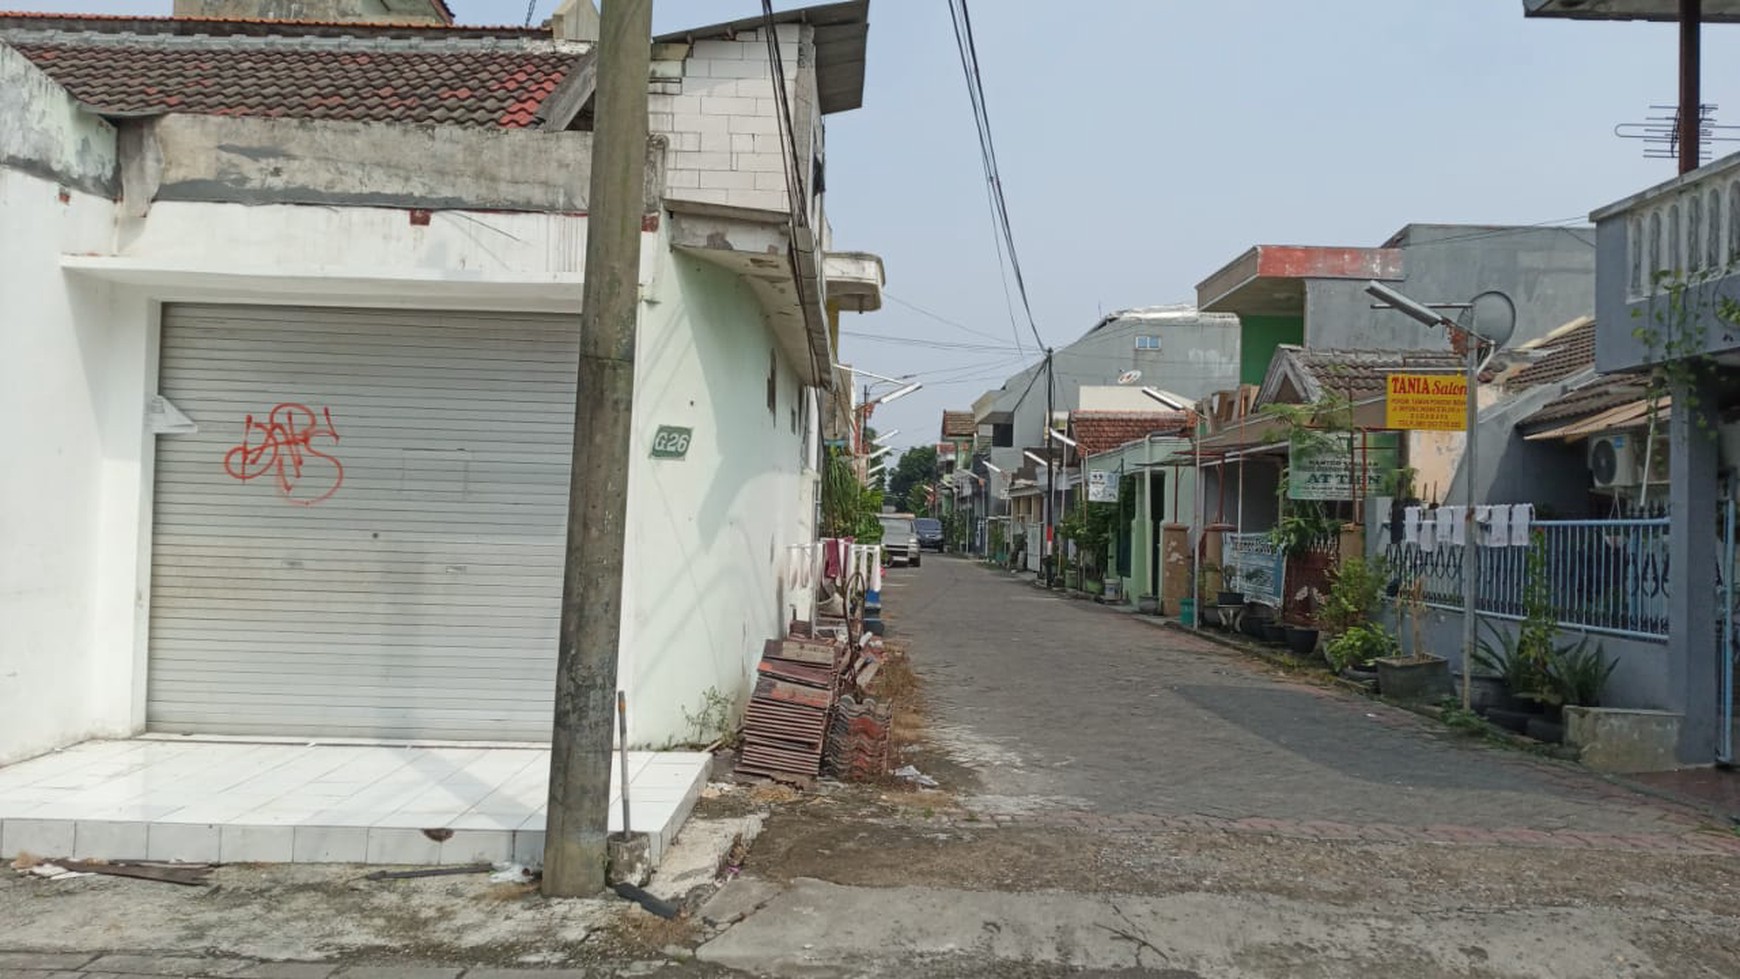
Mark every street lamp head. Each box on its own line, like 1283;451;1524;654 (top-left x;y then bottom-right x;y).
867;445;894;461
982;461;1004;474
1365;281;1452;330
870;429;899;445
1022;450;1050;468
1140;386;1193;411
874;381;922;407
1046;427;1078;448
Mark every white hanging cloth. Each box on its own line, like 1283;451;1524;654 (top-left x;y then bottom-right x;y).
1419;508;1437;550
1509;503;1534;546
1403;506;1422;546
1483;505;1510;547
1434;506;1456;547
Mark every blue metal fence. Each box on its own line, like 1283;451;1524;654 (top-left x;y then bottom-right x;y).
1384;517;1672;640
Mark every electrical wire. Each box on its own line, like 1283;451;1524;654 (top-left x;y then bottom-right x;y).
948;0;1045;352
883;292;1014;344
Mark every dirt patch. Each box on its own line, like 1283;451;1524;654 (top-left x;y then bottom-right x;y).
738;802;1740;918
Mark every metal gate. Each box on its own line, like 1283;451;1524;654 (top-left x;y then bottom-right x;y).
147;303;578;740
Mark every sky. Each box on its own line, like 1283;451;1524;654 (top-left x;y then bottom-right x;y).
20;1;1740;456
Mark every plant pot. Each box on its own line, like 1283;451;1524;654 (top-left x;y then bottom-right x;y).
1340;666;1379;688
1526;717;1565;744
1260;623;1288;645
1217;591;1245;608
1104;579;1123;602
1463;675;1528;715
1374;655;1453;703
1484;708;1533;734
1179;597;1197;627
1239;611;1270;639
1284;626;1320;658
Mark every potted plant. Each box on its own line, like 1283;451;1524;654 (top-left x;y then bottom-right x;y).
1325;623;1398;681
1374;579;1453;703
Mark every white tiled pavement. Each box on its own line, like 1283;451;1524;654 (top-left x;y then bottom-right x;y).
0;739;710;866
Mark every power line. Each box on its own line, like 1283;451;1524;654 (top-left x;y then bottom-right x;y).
948;0;1044;352
883;292;1013;344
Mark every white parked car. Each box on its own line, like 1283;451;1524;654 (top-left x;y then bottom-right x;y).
879;513;921;567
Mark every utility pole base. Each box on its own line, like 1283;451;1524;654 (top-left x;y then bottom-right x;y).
606;831;652;887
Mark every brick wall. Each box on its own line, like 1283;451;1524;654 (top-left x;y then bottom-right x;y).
652;24;817;214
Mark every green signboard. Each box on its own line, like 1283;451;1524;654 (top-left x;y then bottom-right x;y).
1287;432;1399;501
650;425;694;460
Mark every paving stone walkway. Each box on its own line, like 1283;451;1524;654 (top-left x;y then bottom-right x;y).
0;951;613;979
889;558;1720;846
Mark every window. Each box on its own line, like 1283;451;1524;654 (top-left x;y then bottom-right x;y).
990;423;1014;448
767;349;777;416
1688;195;1703;272
1710;189;1723;270
1135;335;1161;351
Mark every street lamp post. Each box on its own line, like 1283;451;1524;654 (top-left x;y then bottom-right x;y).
1367;282;1514;712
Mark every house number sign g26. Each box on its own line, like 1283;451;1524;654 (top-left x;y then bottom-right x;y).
650;425;694;460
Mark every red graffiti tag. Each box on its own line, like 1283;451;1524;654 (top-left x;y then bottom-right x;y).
222;403;345;506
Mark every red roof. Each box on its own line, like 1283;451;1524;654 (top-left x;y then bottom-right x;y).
8;40;575;129
940;411;976;439
1070;411;1194;457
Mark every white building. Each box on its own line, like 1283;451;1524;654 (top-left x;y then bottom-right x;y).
0;0;884;765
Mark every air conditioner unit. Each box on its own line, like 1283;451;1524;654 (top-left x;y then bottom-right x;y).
1588;434;1642;489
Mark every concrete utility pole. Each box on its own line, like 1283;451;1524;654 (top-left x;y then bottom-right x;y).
544;0;652;898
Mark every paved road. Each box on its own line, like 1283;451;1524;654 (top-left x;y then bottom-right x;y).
882;557;1698;836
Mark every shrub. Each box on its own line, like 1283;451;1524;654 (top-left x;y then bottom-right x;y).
1544;635;1617;708
1320;556;1388;635
1325;624;1400;673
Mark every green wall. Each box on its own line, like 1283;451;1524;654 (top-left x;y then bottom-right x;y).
1239;315;1304;386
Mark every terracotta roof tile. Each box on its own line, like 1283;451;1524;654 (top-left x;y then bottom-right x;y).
1290;348;1466;399
1510;317;1597;389
9;39;575;128
941;411;975;439
1069;410;1193;457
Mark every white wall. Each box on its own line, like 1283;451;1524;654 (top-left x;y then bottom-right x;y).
653;25;809;214
622;247;810;746
0;47;131;764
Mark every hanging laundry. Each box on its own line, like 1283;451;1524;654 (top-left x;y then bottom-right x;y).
1419;508;1437;550
1509;503;1534;546
1434;505;1456;546
1446;506;1469;546
1485;505;1510;547
824;539;844;581
1403;506;1423;546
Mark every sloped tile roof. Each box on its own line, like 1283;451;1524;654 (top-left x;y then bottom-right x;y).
9;39;574;128
1290;348;1467;399
1070;410;1193;457
1509;316;1597;389
941;411;976;439
1521;375;1654;429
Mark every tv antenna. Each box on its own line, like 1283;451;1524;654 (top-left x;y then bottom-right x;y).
1616;104;1740;163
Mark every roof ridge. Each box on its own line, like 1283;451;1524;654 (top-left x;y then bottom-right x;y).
2;26;570;53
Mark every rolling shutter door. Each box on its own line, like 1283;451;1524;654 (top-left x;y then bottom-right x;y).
147;304;577;740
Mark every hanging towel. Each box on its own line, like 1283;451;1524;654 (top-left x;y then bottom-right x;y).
1473;506;1494;547
824;539;843;581
1484;505;1510;548
1403;506;1423;546
1434;506;1456;546
1448;506;1470;546
870;553;883;592
1509;503;1534;547
1419;508;1437;550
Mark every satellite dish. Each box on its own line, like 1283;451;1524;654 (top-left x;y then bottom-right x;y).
1456;290;1517;350
1116;369;1143;386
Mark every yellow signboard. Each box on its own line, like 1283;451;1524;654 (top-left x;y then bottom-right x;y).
1385;373;1466;431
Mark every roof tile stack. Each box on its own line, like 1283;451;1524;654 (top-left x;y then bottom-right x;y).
736;637;845;780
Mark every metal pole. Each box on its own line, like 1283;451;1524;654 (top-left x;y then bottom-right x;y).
1192;414;1202;630
1720;496;1735;764
1680;0;1702;176
1459;339;1479;712
544;0;652;898
1044;349;1055;587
